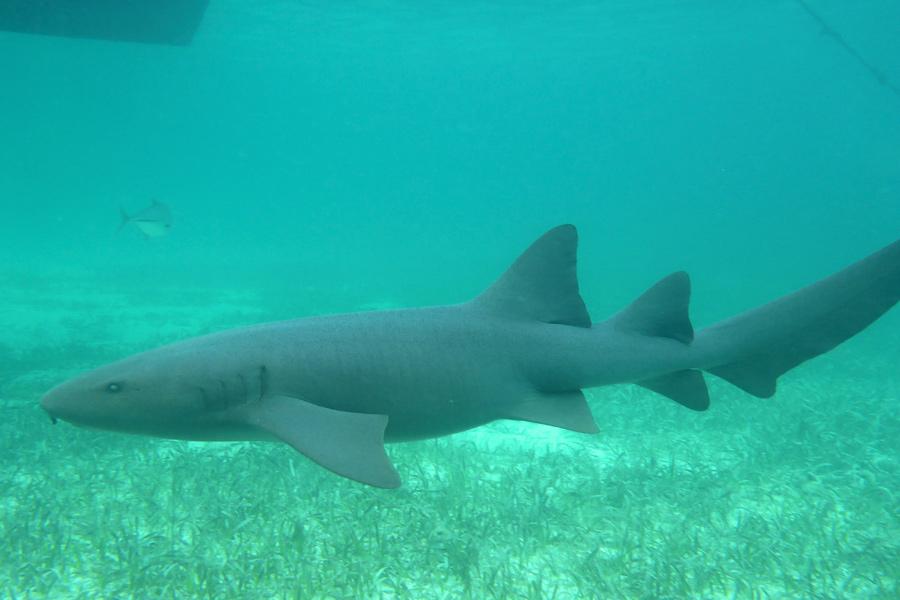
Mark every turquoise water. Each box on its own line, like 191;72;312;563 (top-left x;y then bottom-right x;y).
2;1;900;598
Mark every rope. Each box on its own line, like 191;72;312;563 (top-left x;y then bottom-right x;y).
795;0;900;101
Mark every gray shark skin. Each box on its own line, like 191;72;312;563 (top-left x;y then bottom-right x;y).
117;199;173;239
40;225;900;488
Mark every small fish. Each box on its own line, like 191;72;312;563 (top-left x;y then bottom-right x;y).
117;200;173;239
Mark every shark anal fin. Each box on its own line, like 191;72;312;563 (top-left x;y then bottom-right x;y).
248;394;400;488
471;225;592;328
638;369;709;411
505;390;599;434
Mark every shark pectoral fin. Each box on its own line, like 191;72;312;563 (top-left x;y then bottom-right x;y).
248;394;401;489
505;390;599;434
637;369;709;411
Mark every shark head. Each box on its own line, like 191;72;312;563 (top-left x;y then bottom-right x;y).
39;336;401;487
39;348;227;439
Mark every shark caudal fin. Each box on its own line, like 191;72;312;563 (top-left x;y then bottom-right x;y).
699;237;900;398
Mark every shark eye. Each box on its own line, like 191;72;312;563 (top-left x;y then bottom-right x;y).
107;383;122;393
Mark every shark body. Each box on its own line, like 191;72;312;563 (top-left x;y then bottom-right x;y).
40;225;900;487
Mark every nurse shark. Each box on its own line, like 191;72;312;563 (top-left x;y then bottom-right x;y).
40;225;900;487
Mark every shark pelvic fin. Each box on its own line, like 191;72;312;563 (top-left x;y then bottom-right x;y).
505;390;599;433
247;394;400;488
470;225;592;327
637;369;709;411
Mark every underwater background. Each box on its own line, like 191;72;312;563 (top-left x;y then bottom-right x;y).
2;0;900;598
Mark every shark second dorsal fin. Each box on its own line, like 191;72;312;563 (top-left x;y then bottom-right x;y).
610;271;694;343
470;225;591;327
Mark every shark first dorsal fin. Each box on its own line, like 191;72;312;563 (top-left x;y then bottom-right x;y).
470;225;591;327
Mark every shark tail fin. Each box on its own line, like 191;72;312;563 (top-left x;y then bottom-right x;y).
117;206;130;235
700;237;900;398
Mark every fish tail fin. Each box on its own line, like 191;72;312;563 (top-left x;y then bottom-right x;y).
117;206;130;235
698;237;900;398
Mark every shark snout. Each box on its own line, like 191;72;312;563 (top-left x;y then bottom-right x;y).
40;387;68;424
